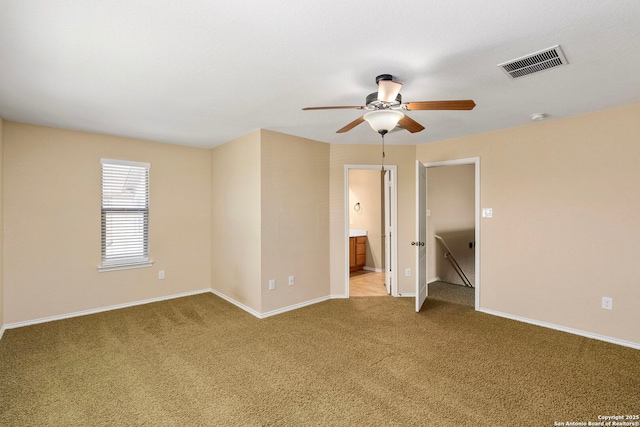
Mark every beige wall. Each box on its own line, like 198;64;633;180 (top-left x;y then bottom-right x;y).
416;104;640;344
210;131;262;312
210;129;329;315
348;170;383;270
330;144;416;296
3;103;639;347
4;122;212;324
427;164;475;284
0;116;4;330
4;124;328;322
260;130;330;313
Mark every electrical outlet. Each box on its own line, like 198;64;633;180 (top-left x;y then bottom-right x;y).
158;270;165;279
482;208;493;218
268;279;276;290
602;297;613;310
288;275;295;286
405;268;411;277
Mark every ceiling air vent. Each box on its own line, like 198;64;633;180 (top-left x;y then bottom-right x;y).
498;45;568;79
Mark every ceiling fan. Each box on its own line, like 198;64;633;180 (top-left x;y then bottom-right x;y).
303;74;476;135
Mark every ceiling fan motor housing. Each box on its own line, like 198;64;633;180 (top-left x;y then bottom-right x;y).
375;74;394;84
366;92;402;109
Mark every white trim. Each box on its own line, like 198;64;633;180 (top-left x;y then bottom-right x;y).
209;289;262;318
98;261;154;272
210;289;331;319
344;164;398;297
423;157;479;168
0;326;5;341
363;266;384;273
330;294;349;299
474;159;480;310
100;158;150;168
479;308;640;350
423;157;480;311
3;289;211;330
415;160;427;311
259;296;332;319
390;169;398;296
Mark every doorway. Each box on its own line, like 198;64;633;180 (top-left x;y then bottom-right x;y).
416;158;480;311
344;165;398;297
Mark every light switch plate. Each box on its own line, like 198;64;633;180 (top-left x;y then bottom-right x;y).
482;208;493;218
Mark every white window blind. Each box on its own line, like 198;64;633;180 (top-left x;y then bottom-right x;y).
100;159;151;271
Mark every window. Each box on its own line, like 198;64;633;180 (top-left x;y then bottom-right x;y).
99;158;151;271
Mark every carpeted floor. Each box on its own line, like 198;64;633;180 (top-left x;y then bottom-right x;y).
0;292;638;426
429;280;475;307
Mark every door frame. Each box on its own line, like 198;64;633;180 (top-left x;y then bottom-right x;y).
422;157;481;310
344;164;398;297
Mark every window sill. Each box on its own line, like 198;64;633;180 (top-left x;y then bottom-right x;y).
98;261;154;272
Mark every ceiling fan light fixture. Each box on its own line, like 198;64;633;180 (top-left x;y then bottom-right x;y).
363;110;405;134
303;74;473;135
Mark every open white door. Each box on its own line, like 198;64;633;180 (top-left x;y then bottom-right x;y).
415;161;427;312
384;170;392;295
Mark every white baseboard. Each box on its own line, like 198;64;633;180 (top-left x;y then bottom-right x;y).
210;289;331;319
1;288;344;340
479;308;640;350
209;289;262;318
5;289;635;351
3;288;213;331
259;296;331;318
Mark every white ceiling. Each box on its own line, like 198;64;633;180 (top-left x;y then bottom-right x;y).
1;0;640;148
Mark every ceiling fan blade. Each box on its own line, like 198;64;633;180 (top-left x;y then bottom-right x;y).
337;116;365;133
405;100;476;111
302;106;364;110
377;80;403;103
398;115;425;133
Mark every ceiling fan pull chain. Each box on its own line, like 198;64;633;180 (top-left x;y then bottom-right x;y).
381;133;386;171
